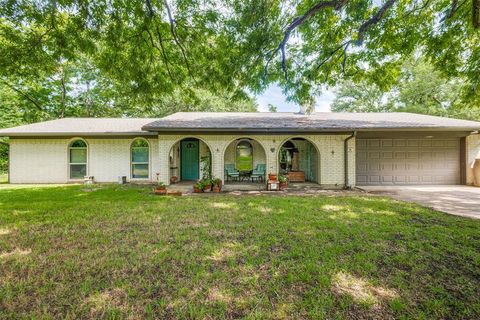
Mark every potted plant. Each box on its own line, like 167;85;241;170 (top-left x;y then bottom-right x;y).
154;182;167;195
278;175;288;190
212;178;222;193
202;179;212;192
268;173;278;181
193;181;203;193
170;176;178;184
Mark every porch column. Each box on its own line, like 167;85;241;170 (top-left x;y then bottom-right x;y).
157;136;173;185
210;141;225;182
260;137;278;176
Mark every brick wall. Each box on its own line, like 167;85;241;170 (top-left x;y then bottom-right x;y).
10;137;158;183
157;134;355;187
466;134;480;185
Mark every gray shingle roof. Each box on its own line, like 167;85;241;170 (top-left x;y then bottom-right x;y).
1;112;479;137
142;112;480;132
0;118;160;136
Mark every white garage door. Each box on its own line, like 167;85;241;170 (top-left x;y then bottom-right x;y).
356;138;460;185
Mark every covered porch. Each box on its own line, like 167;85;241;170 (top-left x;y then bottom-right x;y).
223;138;267;184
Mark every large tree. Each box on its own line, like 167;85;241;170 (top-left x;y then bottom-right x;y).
332;58;480;120
1;0;478;106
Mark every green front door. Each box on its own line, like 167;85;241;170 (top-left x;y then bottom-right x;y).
181;140;199;180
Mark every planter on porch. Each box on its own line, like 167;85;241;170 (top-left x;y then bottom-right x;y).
193;181;203;193
268;173;278;181
212;178;222;193
279;175;288;190
154;182;167;195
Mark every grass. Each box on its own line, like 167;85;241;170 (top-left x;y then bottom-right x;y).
0;185;479;319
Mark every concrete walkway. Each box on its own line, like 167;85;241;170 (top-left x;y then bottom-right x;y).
361;185;480;219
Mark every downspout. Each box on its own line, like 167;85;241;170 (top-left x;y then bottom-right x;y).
344;131;356;189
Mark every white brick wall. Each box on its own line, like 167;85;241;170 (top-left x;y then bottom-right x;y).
466;134;480;185
9;137;158;183
9;133;480;186
10;138;68;183
157;134;356;187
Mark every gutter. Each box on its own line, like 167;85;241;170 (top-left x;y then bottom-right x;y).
344;131;357;189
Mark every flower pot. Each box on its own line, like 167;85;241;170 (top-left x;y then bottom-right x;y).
203;184;212;193
268;173;278;180
170;176;178;184
212;185;221;193
193;186;202;193
154;187;167;195
279;182;288;190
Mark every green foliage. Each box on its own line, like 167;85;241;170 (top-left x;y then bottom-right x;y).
268;104;277;112
0;0;478;107
200;154;212;181
332;58;480;120
0;141;8;173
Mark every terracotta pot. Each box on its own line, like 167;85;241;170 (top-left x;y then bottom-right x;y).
170;176;178;184
203;184;212;192
154;188;167;195
268;173;278;180
212;186;221;193
193;186;202;193
279;182;288;190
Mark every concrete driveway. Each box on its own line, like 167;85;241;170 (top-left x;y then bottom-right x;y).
360;185;480;219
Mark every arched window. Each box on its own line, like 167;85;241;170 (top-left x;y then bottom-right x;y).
131;139;149;179
69;139;87;179
236;140;253;171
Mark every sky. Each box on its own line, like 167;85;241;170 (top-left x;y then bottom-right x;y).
255;85;335;113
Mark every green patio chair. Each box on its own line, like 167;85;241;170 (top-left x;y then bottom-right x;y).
224;164;239;182
250;164;266;182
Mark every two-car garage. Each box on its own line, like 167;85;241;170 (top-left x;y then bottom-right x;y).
356;135;463;186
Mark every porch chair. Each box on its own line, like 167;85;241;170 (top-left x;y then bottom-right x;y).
224;164;240;182
250;164;266;182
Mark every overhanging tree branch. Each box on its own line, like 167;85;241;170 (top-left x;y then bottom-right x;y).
264;0;348;80
163;0;195;80
355;0;397;46
474;0;480;28
1;80;43;111
314;0;397;75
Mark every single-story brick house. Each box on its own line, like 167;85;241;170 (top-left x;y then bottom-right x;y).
1;112;480;187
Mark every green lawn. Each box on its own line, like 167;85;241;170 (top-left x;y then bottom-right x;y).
0;185;479;319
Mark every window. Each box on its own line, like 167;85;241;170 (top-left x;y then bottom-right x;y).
69;139;87;179
131;139;149;179
236;140;253;171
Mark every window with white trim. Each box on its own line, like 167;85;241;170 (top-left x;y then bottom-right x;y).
69;139;87;179
131;139;149;179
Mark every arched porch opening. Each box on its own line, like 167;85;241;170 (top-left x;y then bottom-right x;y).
278;138;319;183
168;137;212;183
223;138;267;184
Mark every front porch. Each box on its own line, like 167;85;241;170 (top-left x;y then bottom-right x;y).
157;133;356;188
167;181;329;193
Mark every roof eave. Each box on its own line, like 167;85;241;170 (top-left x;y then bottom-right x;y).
142;126;480;133
0;131;158;137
